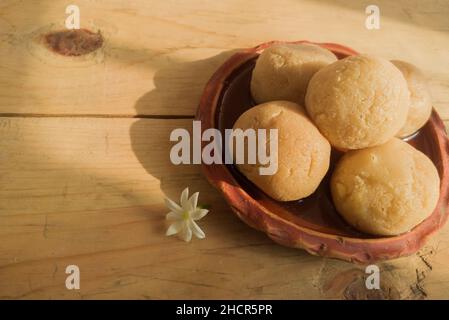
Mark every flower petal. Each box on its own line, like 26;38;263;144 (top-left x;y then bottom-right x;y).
180;188;189;209
166;211;181;221
191;208;209;221
179;224;192;242
166;221;183;236
189;192;199;210
164;197;182;214
190;220;205;239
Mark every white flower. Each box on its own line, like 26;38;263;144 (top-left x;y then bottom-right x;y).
165;188;209;242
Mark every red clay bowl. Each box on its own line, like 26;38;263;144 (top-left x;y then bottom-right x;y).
196;40;449;264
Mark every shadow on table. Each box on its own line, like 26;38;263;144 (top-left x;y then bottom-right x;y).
130;49;236;200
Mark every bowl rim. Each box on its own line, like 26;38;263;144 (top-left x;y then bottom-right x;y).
196;40;449;263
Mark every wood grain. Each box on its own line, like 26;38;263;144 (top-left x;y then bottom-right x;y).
0;0;448;299
0;117;448;299
0;0;448;118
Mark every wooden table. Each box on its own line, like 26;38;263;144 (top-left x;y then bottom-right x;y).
0;0;448;299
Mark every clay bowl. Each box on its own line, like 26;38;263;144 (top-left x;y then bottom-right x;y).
196;40;449;263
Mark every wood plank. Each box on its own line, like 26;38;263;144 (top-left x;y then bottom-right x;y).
0;0;448;117
0;117;448;299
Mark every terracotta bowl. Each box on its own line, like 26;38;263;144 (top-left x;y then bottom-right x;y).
196;40;449;264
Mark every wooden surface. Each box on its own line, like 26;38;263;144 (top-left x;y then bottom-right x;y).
0;0;448;299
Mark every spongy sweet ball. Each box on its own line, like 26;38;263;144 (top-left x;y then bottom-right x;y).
250;44;337;105
330;138;440;236
392;60;433;138
305;55;410;150
233;101;331;201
